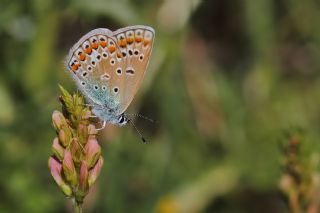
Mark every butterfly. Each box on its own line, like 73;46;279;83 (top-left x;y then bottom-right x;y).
65;25;155;131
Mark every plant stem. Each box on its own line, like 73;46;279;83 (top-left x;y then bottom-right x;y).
72;197;82;213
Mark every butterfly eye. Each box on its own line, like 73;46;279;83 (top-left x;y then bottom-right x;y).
118;115;125;124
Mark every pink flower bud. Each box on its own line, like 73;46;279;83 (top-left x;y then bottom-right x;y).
85;138;101;168
48;157;72;197
52;137;64;161
79;160;89;196
88;156;104;187
62;149;77;186
52;111;66;130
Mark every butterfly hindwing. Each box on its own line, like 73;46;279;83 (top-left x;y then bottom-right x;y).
66;28;126;112
112;25;155;113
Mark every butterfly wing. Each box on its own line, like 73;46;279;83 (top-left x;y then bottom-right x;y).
112;25;155;114
65;28;127;112
65;26;155;115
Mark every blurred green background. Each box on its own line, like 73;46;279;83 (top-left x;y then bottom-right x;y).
1;0;320;212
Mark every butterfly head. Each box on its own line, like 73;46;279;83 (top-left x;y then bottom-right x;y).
92;105;128;126
117;113;128;126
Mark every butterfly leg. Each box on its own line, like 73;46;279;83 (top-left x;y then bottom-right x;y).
95;120;106;131
81;103;95;107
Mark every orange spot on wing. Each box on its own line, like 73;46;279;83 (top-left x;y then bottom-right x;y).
79;53;86;61
100;41;107;47
127;37;134;44
85;47;92;54
108;46;116;53
119;39;127;48
143;39;150;46
135;37;142;43
91;43;99;49
71;64;79;72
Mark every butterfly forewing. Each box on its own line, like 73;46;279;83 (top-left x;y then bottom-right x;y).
66;26;154;115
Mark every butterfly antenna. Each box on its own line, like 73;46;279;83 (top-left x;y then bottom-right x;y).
128;119;147;144
126;113;157;123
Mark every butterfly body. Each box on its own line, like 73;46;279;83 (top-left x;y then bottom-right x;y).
91;106;128;126
65;26;155;126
